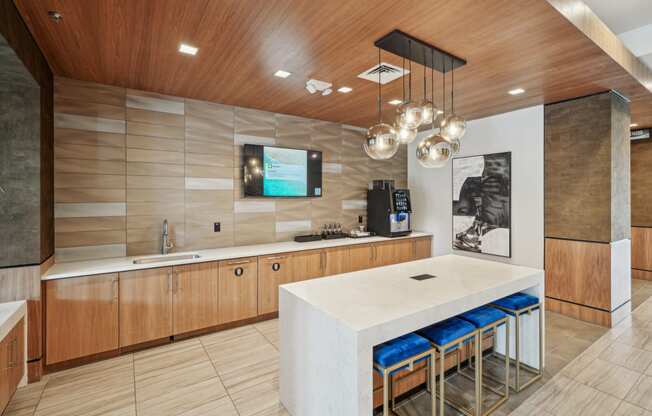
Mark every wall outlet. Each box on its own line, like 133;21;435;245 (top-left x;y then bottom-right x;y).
358;215;363;224
214;222;220;232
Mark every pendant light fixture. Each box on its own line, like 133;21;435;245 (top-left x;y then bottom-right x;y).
395;57;418;144
416;56;452;168
364;48;399;160
440;55;467;142
396;40;423;130
417;48;438;126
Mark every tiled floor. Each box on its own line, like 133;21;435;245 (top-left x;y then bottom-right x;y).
5;279;652;416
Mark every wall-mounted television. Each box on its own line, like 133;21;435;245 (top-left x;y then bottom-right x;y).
243;144;322;197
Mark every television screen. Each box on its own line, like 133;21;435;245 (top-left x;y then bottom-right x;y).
243;144;322;197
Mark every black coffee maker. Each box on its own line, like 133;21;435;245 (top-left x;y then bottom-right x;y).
367;180;412;238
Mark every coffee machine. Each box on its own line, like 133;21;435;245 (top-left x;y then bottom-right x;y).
367;180;412;238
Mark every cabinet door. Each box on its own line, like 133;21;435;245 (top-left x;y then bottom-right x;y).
373;242;396;267
258;254;294;315
349;244;374;272
120;268;173;347
0;331;11;411
173;262;219;335
218;258;258;324
291;250;324;282
11;319;24;388
394;239;415;264
45;274;119;364
323;247;350;276
414;237;432;260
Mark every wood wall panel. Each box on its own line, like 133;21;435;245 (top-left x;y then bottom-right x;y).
545;238;611;311
632;227;652;272
632;141;652;227
53;77;407;262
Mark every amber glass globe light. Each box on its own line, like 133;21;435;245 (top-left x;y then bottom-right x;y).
416;132;452;168
395;122;417;145
440;114;467;142
397;101;423;129
364;123;399;160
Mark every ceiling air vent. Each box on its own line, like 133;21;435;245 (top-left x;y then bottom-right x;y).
357;62;409;85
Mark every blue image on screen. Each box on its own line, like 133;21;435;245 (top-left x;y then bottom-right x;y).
263;147;308;196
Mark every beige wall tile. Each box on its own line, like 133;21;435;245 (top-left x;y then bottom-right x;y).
55;202;127;218
127;121;184;139
55;96;125;120
55;143;126;161
127;148;184;165
55;77;125;107
126;107;184;127
55;217;126;233
55;188;126;203
55;113;126;134
55;128;126;148
126;93;185;115
127;162;185;177
127;135;185;152
55;173;125;189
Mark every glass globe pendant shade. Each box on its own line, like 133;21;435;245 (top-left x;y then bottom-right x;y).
440;114;467;142
397;101;424;129
416;132;452;168
364;123;399;160
395;123;418;145
418;99;438;126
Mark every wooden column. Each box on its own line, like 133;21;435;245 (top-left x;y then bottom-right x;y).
545;91;631;327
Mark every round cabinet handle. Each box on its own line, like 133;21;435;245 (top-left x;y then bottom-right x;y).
272;262;281;272
234;267;244;277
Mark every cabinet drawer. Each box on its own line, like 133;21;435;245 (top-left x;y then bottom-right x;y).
218;257;258;324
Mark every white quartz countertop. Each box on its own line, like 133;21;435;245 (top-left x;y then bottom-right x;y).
43;232;432;281
281;254;544;333
0;301;26;341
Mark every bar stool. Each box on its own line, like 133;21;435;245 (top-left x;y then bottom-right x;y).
490;292;543;392
373;333;436;416
418;317;480;416
458;306;510;416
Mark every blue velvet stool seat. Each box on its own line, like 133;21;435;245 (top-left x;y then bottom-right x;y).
418;317;480;416
373;333;435;416
490;293;543;392
459;306;510;416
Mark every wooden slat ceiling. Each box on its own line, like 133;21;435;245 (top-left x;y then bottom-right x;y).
13;0;652;128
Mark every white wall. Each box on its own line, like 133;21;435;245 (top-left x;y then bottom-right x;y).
408;105;544;269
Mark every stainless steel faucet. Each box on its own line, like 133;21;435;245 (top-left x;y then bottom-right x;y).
162;219;174;255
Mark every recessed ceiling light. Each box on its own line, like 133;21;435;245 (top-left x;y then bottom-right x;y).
337;86;353;93
48;10;63;22
179;44;198;55
508;88;525;95
437;110;444;114
388;99;403;106
631;123;639;128
274;70;292;78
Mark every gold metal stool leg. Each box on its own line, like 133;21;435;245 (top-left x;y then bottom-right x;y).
383;370;390;416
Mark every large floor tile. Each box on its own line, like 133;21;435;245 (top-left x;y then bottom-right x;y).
574;358;640;399
599;343;652;372
229;377;283;416
626;374;652;411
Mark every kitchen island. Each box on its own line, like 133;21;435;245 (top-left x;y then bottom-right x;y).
279;254;544;416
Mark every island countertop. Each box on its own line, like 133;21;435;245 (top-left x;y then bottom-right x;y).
281;254;544;333
279;254;545;416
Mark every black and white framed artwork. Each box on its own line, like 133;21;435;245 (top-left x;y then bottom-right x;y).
452;152;511;258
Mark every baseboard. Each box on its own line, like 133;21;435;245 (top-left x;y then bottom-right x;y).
545;297;630;327
633;268;652;281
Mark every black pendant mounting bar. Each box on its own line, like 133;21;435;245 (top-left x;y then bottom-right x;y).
374;30;466;73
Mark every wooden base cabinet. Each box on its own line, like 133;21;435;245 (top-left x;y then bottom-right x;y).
173;262;219;335
45;274;119;365
291;249;324;282
218;258;258;324
258;254;294;315
120;268;173;347
349;244;374;272
414;237;432;259
1;318;24;413
323;247;350;276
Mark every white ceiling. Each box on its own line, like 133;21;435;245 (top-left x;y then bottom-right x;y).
583;0;652;34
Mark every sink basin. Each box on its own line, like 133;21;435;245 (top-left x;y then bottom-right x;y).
133;254;201;264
